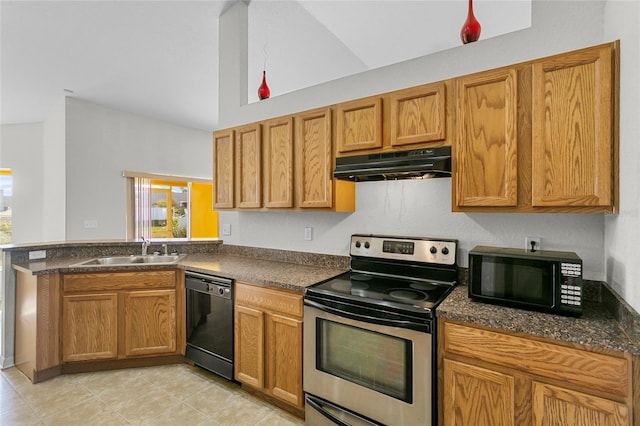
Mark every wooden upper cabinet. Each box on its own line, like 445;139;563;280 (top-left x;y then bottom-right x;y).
296;108;333;209
235;123;262;208
263;117;294;208
336;96;382;153
213;129;235;209
531;44;614;208
453;42;618;213
389;82;447;147
455;68;519;208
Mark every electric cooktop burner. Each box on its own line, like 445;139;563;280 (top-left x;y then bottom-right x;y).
309;271;454;314
387;289;427;301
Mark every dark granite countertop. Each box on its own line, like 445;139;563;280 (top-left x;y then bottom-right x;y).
438;285;640;355
13;253;347;293
179;253;346;291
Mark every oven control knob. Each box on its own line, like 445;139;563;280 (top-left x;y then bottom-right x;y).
355;241;361;248
442;247;449;255
364;242;370;249
218;287;225;296
430;246;437;254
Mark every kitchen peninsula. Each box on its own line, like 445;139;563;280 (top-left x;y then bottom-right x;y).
1;241;348;388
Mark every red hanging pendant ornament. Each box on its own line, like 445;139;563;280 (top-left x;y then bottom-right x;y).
258;70;270;100
460;0;481;44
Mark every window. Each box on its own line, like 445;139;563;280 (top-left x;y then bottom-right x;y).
0;170;11;245
124;172;218;241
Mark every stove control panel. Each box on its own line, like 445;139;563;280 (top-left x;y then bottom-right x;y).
351;235;457;265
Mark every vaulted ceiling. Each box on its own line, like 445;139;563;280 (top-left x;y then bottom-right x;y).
1;1;530;131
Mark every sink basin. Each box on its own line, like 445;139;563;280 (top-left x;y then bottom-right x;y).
70;254;185;267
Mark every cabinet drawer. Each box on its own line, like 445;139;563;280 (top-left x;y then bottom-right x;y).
235;282;303;317
64;271;176;292
443;322;629;397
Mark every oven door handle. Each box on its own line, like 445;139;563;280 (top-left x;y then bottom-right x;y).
306;395;351;426
304;299;430;332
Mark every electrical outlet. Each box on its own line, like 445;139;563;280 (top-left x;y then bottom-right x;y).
83;219;98;229
304;227;313;241
221;224;231;236
525;237;541;251
29;250;46;260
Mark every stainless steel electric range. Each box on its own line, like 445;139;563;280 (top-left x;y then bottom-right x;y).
303;234;458;426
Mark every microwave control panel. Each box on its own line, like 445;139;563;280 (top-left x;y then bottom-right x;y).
559;262;582;307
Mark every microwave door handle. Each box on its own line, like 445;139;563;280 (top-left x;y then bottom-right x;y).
306;395;351;426
304;299;429;332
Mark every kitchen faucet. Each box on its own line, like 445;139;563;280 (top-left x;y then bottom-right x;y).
162;243;168;256
141;236;150;255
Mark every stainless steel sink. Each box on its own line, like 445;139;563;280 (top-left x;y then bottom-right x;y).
70;254;185;267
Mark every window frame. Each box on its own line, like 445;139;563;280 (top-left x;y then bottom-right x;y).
123;171;216;241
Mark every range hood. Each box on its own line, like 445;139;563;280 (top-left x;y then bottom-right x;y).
333;145;451;182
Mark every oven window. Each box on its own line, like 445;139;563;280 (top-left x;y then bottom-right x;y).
316;318;413;403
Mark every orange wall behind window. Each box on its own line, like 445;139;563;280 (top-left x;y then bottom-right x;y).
191;182;218;238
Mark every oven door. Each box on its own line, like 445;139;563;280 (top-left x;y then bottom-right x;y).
303;304;431;426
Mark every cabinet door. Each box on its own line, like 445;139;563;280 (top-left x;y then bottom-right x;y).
390;82;446;146
532;45;613;208
455;69;518;207
443;359;515;426
336;97;382;153
123;289;177;357
263;117;294;208
235;304;265;388
62;293;118;362
266;313;303;407
236;123;262;208
297;108;333;208
213;129;235;209
532;382;628;426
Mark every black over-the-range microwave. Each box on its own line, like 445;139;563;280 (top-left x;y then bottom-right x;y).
468;246;583;316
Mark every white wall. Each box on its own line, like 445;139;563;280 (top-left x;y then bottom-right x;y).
64;98;212;240
217;1;636;309
246;1;532;103
0;123;44;244
604;2;640;312
41;99;66;242
220;1;605;128
246;0;366;104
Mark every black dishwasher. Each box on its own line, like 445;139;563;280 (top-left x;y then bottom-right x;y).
185;271;234;380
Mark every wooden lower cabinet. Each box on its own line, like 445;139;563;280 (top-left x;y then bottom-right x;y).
439;320;634;426
234;281;304;413
15;269;185;383
123;289;177;357
532;381;628;426
62;270;182;362
62;293;118;362
235;304;265;388
14;271;62;383
443;359;515;426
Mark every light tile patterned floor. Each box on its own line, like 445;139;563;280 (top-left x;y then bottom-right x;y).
0;363;304;425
